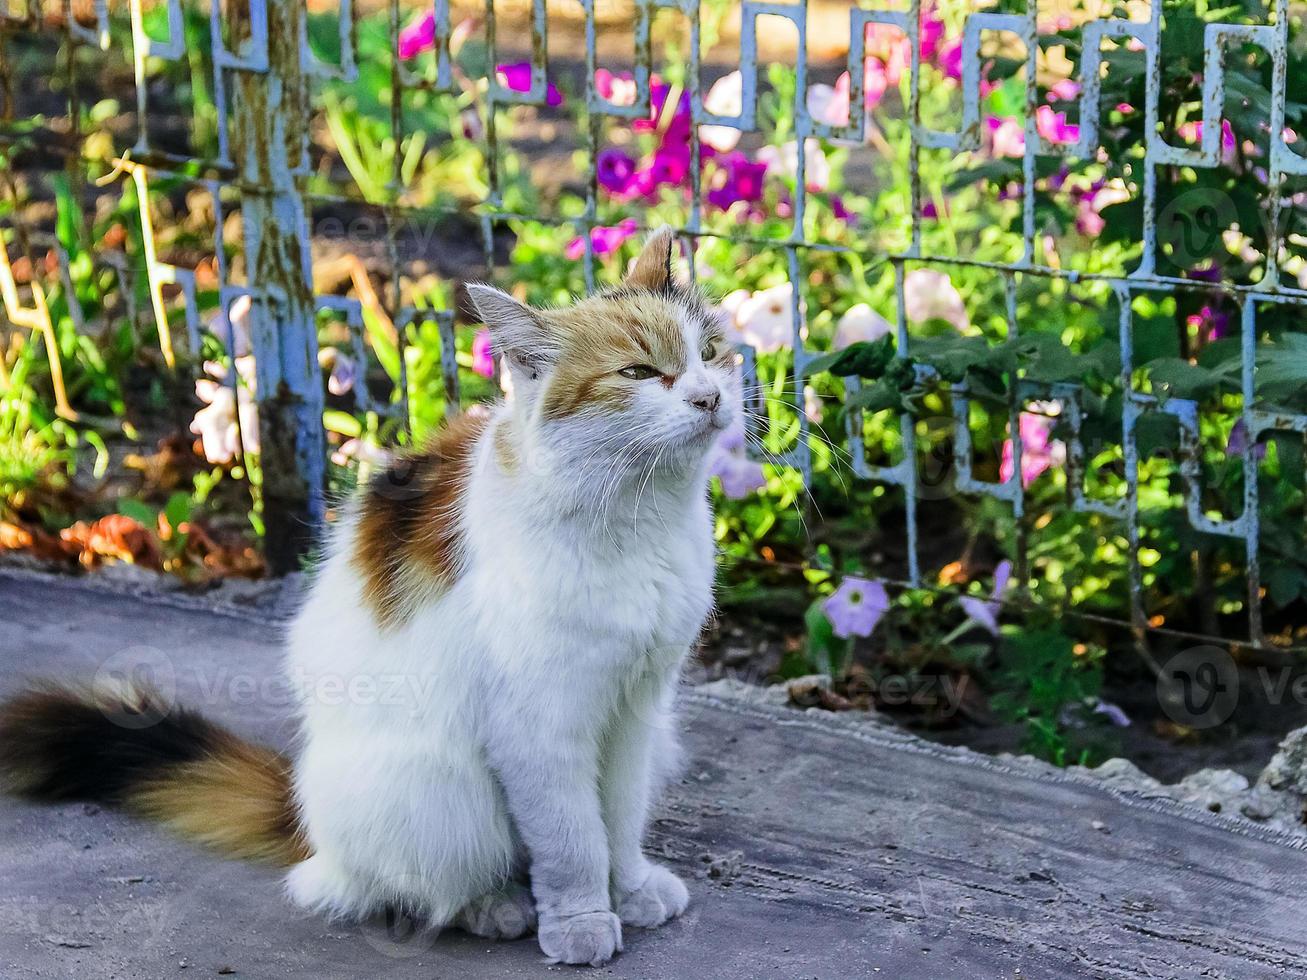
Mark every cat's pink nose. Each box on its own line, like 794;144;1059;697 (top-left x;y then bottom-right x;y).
689;389;721;413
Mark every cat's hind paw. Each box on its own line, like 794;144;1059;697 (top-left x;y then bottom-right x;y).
455;880;537;940
538;909;623;966
615;865;689;929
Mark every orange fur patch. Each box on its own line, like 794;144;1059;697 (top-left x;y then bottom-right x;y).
539;288;718;422
353;411;488;627
132;735;310;866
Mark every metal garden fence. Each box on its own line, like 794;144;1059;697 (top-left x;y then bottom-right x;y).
1;0;1305;658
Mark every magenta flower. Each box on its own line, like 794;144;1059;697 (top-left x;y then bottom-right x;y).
1186;303;1230;340
823;577;891;639
496;62;562;106
706;152;769;211
649;140;690;186
938;40;962;81
564;218;639;261
398;11;436;60
596;148;637;194
1036;105;1079;145
999;406;1066;488
471;329;495;378
1178;118;1237;164
633;79;691;138
830;194;856;223
919;5;946;62
957;560;1012;636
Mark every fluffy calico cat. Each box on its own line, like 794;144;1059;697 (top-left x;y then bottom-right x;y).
0;227;735;966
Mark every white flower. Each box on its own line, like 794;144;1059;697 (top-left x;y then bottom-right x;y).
699;70;743;152
731;283;798;353
903;269;969;332
209;294;252;358
190;356;259;465
806;83;841;126
804;385;823;424
331;437;393;469
756;138;830;192
833;303;893;349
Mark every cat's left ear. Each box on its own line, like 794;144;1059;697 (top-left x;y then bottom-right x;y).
624;225;678;292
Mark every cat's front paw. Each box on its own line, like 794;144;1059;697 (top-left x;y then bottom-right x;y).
537;910;623;966
615;865;689;928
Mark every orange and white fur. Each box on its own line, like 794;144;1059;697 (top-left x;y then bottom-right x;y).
0;228;735;967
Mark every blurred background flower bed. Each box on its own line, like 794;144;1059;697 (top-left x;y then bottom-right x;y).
4;0;1307;775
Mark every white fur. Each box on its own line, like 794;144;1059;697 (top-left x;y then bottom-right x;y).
283;286;731;966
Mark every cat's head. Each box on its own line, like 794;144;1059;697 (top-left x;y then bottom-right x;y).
467;227;736;475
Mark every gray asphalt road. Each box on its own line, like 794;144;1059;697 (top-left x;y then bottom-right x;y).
1;569;1305;979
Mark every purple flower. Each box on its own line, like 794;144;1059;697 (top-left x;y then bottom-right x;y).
1226;419;1268;461
823;577;891;639
830;194;856;223
596;148;637;194
564;218;639;261
711;451;767;499
496;62;562;107
1093;700;1132;727
706;152;769;211
471;329;495;378
957;560;1012;636
398;11;436;60
1187;303;1230;340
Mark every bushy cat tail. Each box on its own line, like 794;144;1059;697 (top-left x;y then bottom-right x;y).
0;682;309;867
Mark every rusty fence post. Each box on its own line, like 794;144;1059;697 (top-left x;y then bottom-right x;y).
228;0;324;573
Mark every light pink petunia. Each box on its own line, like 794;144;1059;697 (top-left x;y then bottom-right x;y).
903;269;969;331
730;283;796;353
833;303;893;349
999;403;1066;488
823;576;891;639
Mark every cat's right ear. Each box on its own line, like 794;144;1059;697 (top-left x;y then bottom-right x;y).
465;283;560;379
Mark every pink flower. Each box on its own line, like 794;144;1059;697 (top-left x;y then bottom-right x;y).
564;218;639;261
596;148;637;194
594;68;637;106
999;404;1066;488
1048;79;1081;102
1178;118;1237;165
729;283;795;353
1036;105;1079;145
398;11;436;60
471;329;495;378
903;269;968;331
633;78;690;137
823;577;891;639
756;139;830;193
987;116;1025;158
958;560;1012;635
496;62;562;107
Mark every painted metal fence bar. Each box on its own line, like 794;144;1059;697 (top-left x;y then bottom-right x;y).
0;0;1304;649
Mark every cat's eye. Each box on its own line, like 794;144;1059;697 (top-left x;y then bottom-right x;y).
618;364;660;380
700;339;719;362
